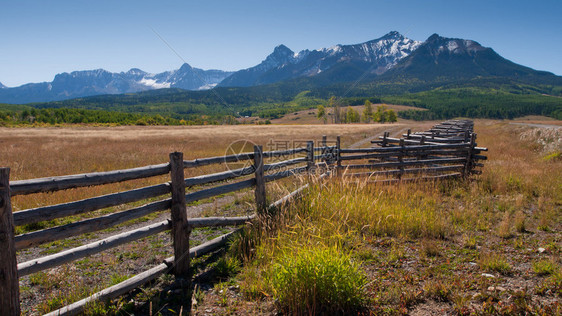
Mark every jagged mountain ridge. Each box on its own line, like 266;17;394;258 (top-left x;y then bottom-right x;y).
2;31;561;104
381;34;561;85
0;64;233;104
219;31;421;87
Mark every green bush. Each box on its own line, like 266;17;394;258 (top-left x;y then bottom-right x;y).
270;246;369;315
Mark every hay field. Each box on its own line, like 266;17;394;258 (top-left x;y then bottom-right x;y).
2;123;424;217
2;120;561;314
2;122;432;314
0;123;412;180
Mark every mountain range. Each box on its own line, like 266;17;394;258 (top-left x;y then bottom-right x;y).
1;31;561;104
219;31;421;87
0;64;232;104
379;34;560;85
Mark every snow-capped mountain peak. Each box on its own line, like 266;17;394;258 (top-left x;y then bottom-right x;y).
0;65;233;103
220;31;422;87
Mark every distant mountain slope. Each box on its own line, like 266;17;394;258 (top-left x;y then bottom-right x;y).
0;64;232;104
219;31;421;87
3;31;562;105
380;34;562;86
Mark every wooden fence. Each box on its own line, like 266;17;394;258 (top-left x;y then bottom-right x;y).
340;120;487;182
0;121;487;315
1;142;337;315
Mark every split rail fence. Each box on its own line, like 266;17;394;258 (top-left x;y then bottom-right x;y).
338;120;488;182
0;120;486;315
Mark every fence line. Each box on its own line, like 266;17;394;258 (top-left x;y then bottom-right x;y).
341;120;487;180
0;120;487;315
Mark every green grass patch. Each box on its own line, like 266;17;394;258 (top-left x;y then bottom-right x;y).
479;254;512;275
533;260;560;276
270;245;369;315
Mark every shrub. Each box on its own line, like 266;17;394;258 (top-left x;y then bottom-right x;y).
421;240;441;258
514;211;527;233
270;246;369;315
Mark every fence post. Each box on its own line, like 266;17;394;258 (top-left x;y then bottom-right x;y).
336;136;341;176
253;145;266;214
419;135;426;160
169;152;191;278
306;141;315;174
321;135;327;167
382;132;388;147
398;139;405;180
464;133;476;178
0;168;20;316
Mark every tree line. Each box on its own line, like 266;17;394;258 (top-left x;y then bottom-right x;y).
316;99;397;124
0;108;203;126
385;87;562;121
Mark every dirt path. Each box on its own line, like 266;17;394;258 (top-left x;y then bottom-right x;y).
347;125;412;149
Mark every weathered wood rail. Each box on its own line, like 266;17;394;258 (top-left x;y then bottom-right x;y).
1;142;328;316
341;120;487;181
0;121;487;315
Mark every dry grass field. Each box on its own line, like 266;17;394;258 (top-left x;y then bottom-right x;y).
2;124;405;212
1;123;414;314
1;124;406;179
1;120;561;315
191;120;561;315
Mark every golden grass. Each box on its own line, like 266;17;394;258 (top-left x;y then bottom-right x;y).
2;124;407;213
226;120;562;315
4;120;561;314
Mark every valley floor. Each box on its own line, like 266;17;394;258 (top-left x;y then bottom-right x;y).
1;120;560;315
190;120;562;315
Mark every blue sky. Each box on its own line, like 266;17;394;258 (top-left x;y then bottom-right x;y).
1;0;561;87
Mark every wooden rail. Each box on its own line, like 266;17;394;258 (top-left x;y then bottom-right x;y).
10;163;171;196
341;120;487;180
0;124;487;315
2;143;314;315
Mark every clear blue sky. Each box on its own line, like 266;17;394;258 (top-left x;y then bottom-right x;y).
1;0;561;87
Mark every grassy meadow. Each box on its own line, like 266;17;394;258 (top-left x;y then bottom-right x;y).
1;120;561;314
193;120;561;315
1;123;403;314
